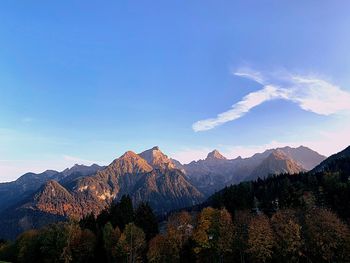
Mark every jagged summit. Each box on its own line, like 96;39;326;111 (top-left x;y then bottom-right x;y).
206;150;227;160
120;150;139;159
139;146;176;170
107;150;153;175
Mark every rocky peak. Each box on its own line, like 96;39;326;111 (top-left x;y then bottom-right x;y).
206;150;227;160
139;146;176;170
107;151;153;175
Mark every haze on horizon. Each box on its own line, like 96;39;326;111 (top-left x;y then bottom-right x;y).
1;1;350;182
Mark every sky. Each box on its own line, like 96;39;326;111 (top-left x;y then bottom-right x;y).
1;1;350;182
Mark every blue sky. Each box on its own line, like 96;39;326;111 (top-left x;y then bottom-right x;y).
1;1;350;181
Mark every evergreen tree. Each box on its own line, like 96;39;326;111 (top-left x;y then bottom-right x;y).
111;195;134;230
134;202;159;241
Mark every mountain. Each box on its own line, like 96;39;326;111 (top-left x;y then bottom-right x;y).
269;146;326;170
0;170;60;213
183;150;237;195
311;145;350;173
139;146;176;170
1;148;203;225
62;149;202;215
248;150;306;180
0;164;103;213
206;149;227;160
183;146;325;196
0;145;326;240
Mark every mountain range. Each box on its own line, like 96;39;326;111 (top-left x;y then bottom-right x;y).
0;145;326;239
182;146;325;195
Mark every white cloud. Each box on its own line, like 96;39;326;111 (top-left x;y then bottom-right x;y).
193;85;290;131
233;68;266;85
193;69;350;132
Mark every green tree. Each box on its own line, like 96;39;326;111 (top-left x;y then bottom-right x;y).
119;223;146;263
62;223;96;263
39;223;69;263
103;222;121;263
111;195;134;230
79;212;97;233
0;241;16;263
16;230;41;263
135;202;159;241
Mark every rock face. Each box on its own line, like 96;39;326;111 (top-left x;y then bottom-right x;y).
139;146;176;170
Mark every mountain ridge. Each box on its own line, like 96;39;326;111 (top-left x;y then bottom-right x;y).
0;145;328;240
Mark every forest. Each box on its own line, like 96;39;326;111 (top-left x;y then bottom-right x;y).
0;157;349;263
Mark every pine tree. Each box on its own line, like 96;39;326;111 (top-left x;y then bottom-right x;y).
135;202;159;241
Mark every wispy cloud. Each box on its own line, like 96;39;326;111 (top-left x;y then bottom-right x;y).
192;69;350;131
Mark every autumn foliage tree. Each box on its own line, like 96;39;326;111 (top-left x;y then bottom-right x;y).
246;215;275;263
270;210;302;262
118;223;146;263
304;208;350;262
147;235;171;263
192;207;234;262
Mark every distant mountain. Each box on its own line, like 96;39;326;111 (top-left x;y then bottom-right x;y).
183;146;325;195
267;146;326;170
0;164;103;213
248;150;306;180
61;163;105;177
0;165;102;239
183;150;237;195
206;149;227;160
0;170;60;213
